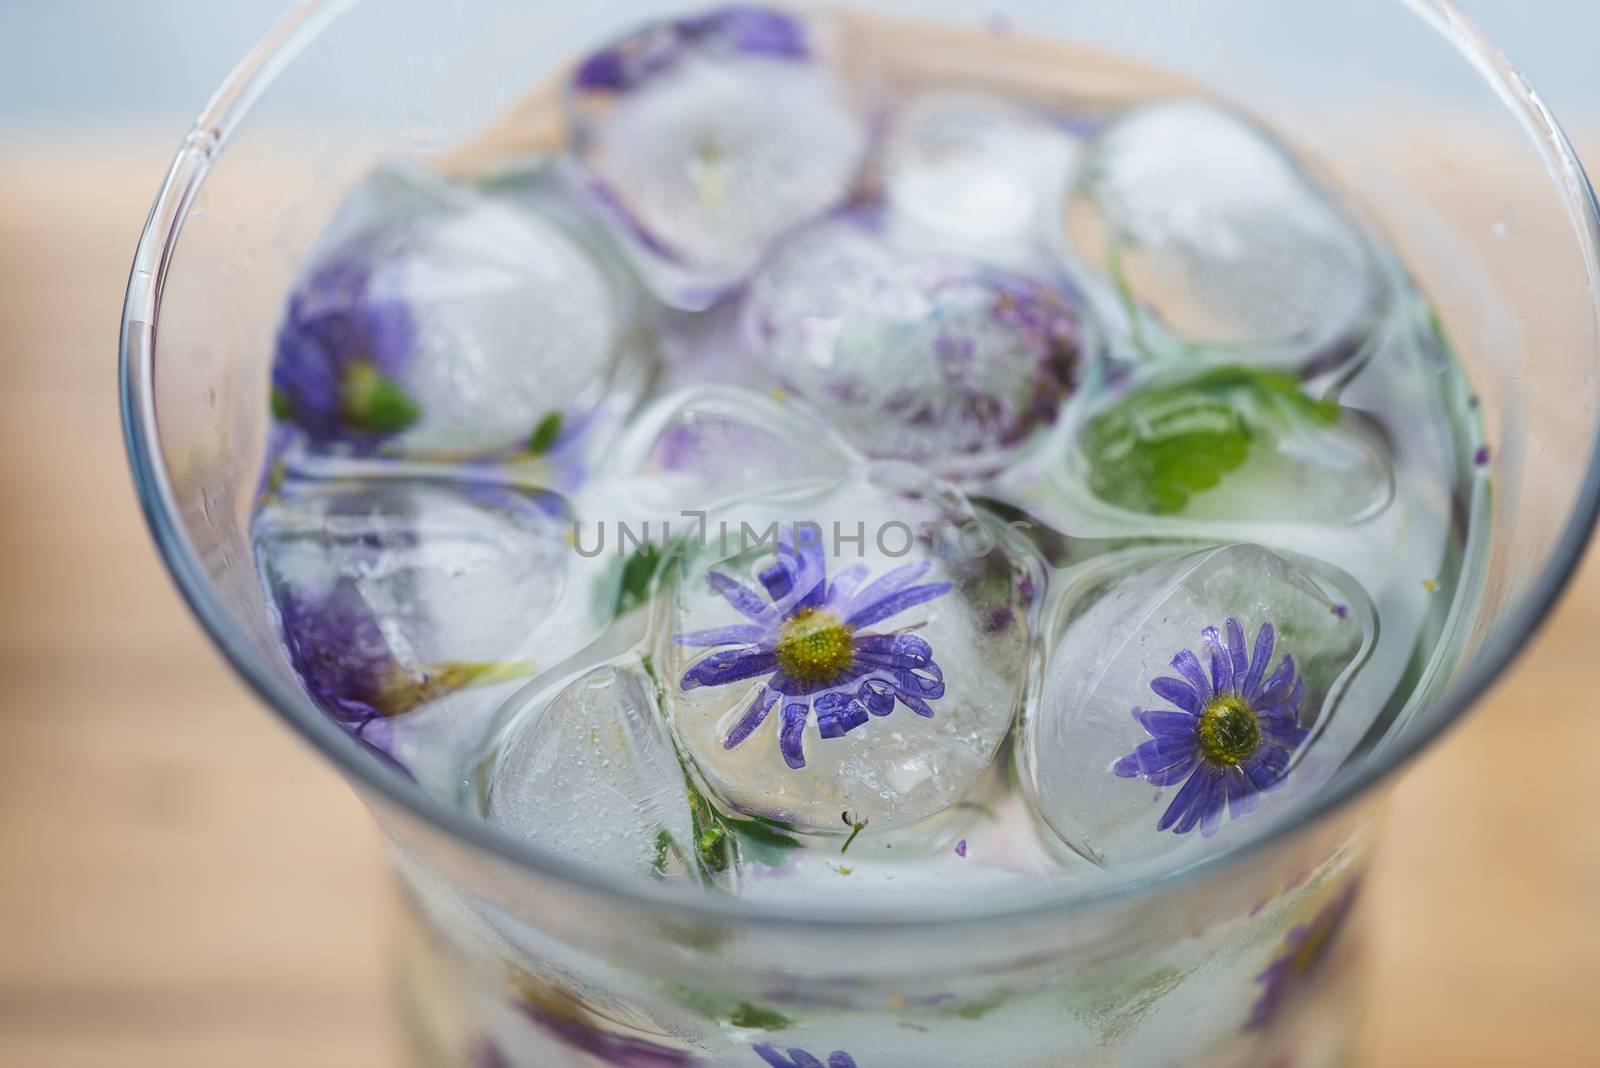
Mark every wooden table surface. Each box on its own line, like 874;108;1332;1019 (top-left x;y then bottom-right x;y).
1;139;1597;1067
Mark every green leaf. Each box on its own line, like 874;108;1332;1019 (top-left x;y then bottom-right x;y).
1081;365;1338;515
270;386;293;422
341;359;421;434
725;815;803;868
680;771;732;876
527;410;564;456
727;1003;793;1031
673;765;802;878
661;983;794;1031
604;534;699;621
650;829;676;877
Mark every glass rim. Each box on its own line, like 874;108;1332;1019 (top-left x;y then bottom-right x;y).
121;0;1600;931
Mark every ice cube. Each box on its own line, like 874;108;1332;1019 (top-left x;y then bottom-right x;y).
657;464;1036;832
601;385;860;518
881;90;1079;267
567;6;870;309
1062;100;1386;373
484;665;699;881
742;214;1085;479
1069;364;1393;521
1021;543;1372;872
254;475;599;777
270;163;639;458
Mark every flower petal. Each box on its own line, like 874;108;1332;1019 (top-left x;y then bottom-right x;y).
1226;618;1249;685
779;701;809;769
1149;676;1201;715
1134;707;1199;737
815;690;868;739
1197;772;1228;837
1157;765;1213;833
1171;648;1213;705
781;529;830;613
681;649;778;689
1146;752;1200;787
1240;745;1293;791
824;562;869;608
758;559;794;602
1254;653;1297;709
846;580;951;629
1202;625;1234;695
1225;767;1263;819
1244;621;1274;698
839;560;930;619
724;686;780;750
707;571;777;622
672;623;769;647
857;678;896;716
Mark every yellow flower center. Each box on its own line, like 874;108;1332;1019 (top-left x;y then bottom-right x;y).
774;608;855;685
1196;695;1261;766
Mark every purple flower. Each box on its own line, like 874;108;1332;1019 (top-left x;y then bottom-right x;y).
677;529;950;769
1249;880;1361;1030
518;1001;699;1067
748;217;1082;472
573;6;809;94
272;583;415;778
272;258;419;449
1112;618;1308;837
754;1045;857;1068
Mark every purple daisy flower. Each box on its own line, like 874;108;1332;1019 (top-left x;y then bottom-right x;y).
676;529;950;769
574;5;808;93
1249;880;1362;1030
1112;618;1308;837
271;258;419;449
754;1044;858;1068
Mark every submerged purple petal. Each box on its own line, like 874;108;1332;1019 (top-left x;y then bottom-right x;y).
673;623;770;648
1202;625;1234;696
1133;707;1199;737
815;690;869;739
1226;618;1249;685
779;701;809;769
1157;764;1215;834
1170;648;1213;705
824;562;869;608
1254;653;1297;709
1149;676;1201;715
707;571;778;623
1244;621;1274;698
724;686;780;749
681;648;778;689
840;560;930;620
846;580;952;629
1196;772;1228;837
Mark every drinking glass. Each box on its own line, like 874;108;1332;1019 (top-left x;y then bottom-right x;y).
120;2;1600;1064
